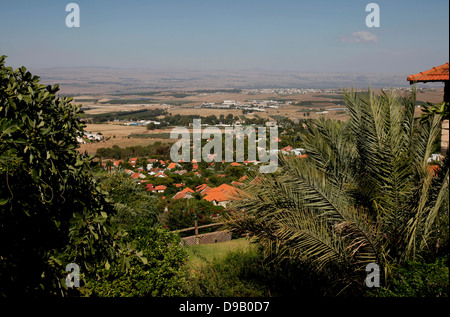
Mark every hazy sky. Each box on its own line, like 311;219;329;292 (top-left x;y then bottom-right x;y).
0;0;448;73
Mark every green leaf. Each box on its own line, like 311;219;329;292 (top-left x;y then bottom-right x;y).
1;123;19;135
105;260;110;270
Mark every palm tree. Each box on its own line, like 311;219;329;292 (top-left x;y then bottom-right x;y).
227;89;449;294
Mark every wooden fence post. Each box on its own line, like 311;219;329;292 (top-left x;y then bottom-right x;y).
194;220;199;244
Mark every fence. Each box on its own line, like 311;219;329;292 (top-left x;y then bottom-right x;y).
172;221;232;246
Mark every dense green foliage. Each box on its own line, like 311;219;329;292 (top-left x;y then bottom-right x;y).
227;89;449;295
184;247;340;297
88;108;168;123
81;228;188;297
96;142;172;160
0;56;188;297
96;171;161;229
184;248;268;297
372;257;449;297
0;56;122;295
161;198;225;234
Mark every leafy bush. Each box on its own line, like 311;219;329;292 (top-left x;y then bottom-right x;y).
227;89;449;294
0;56;123;296
161;198;225;234
0;56;187;297
96;171;161;229
184;248;268;297
183;247;337;297
372;257;449;297
81;228;188;297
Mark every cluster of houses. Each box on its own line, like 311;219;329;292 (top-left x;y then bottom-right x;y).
170;182;248;208
101;144;309;208
201;99;283;112
76;132;104;144
124;120;161;126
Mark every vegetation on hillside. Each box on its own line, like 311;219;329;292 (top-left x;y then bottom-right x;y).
1;55;447;298
227;89;449;296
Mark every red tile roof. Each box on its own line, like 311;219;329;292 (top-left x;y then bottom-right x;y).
427;165;440;177
407;63;449;83
113;160;123;167
154;171;168;178
238;175;248;182
173;187;195;199
167;162;178;169
203;184;246;203
195;184;209;192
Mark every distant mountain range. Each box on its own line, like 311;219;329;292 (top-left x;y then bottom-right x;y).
29;67;444;95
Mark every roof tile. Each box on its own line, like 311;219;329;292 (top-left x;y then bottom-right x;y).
407;63;449;83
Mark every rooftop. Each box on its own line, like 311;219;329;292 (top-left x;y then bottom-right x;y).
173;187;195;199
407;62;449;83
203;183;246;203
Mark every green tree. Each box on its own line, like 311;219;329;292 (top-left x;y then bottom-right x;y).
227;89;449;295
81;227;188;297
0;56;125;296
97;171;160;229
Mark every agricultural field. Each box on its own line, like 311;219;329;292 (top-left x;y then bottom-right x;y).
78;123;175;155
76;88;445;155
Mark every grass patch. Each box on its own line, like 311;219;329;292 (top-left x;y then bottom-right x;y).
185;238;252;270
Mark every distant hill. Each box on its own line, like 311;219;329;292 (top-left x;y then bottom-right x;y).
29;67;444;95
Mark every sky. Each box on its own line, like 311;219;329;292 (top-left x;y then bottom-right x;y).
0;0;448;73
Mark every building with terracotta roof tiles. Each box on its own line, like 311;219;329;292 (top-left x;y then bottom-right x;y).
195;184;209;192
407;62;449;85
407;62;449;154
203;184;246;207
166;162;180;170
113;160;123;167
154;171;168;178
427;165;440;177
238;175;248;182
281;145;293;153
154;185;167;193
407;62;449;104
131;172;146;179
172;187;195;199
